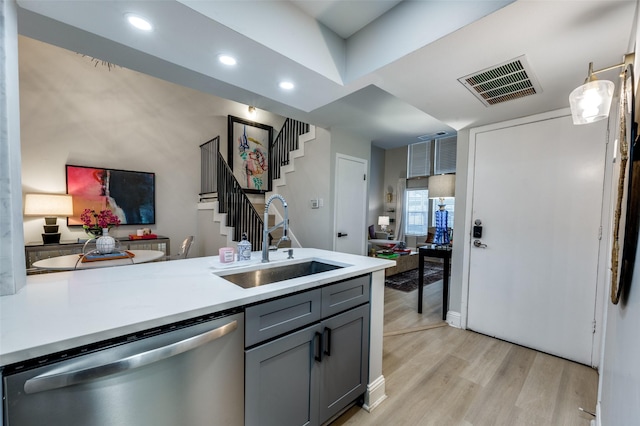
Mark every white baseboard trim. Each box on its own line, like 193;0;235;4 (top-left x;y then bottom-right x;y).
593;401;601;426
363;375;386;412
446;311;462;328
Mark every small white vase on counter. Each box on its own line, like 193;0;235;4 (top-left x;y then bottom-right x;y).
96;228;116;254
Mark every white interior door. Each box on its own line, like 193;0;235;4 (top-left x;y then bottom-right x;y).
467;114;606;365
334;154;367;255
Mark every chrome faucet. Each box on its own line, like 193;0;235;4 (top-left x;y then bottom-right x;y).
262;194;289;263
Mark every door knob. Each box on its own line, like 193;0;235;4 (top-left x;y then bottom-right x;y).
473;239;487;248
337;232;348;237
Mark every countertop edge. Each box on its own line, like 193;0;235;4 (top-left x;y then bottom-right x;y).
1;249;394;366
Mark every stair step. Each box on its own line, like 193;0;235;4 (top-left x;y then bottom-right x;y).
269;227;290;243
252;204;277;226
212;124;314;248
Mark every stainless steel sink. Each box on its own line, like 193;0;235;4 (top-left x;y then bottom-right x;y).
218;260;343;289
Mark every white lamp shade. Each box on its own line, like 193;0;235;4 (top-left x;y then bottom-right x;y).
24;193;74;217
378;216;390;226
428;174;456;199
569;79;615;125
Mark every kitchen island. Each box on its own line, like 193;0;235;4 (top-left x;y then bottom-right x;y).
0;248;393;422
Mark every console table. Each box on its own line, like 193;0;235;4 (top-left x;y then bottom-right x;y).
418;245;452;320
25;236;170;273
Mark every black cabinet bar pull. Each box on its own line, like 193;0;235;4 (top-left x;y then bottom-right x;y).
314;331;323;362
323;327;332;356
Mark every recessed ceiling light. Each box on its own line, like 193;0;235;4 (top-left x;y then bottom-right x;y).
279;81;294;90
125;14;153;31
218;55;237;66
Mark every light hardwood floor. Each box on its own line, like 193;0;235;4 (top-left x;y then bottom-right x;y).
332;279;598;426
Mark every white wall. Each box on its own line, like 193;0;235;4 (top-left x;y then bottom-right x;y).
19;36;286;256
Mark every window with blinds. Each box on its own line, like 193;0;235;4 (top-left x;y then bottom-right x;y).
407;142;431;178
404;135;457;236
405;189;430;235
435;136;457;174
407;136;456;178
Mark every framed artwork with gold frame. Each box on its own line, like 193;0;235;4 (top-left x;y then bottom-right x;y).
610;60;637;305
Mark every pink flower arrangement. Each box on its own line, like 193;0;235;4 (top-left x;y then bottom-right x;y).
80;208;121;234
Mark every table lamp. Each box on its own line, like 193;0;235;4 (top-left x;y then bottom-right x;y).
428;174;455;245
24;193;74;244
378;216;390;232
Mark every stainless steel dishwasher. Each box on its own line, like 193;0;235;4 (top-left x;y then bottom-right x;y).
2;309;244;426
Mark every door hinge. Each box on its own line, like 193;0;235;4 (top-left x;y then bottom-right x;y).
598;226;602;240
363;174;366;181
592;320;597;334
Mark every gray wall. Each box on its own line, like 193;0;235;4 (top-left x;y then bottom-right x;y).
0;0;26;295
19;36;286;257
18;35;361;258
598;7;640;423
270;127;334;251
10;7;640;422
383;146;407;204
368;145;385;227
383;146;407;237
329;127;372;245
378;131;467;314
448;128;469;314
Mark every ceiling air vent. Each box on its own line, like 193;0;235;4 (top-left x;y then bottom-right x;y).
458;55;542;107
417;131;451;141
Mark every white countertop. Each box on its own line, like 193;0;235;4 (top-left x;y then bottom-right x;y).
1;248;393;366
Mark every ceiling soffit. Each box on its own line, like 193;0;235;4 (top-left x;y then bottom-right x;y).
178;1;516;86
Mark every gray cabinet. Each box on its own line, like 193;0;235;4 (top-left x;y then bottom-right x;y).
245;324;319;426
245;275;370;426
317;304;369;423
245;289;321;347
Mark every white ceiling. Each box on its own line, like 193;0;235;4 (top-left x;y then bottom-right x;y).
16;0;637;150
290;0;404;39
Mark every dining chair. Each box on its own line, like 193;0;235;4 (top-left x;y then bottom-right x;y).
167;236;194;260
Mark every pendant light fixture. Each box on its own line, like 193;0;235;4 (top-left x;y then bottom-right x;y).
569;53;634;125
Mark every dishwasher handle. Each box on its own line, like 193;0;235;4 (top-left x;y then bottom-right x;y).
24;319;238;395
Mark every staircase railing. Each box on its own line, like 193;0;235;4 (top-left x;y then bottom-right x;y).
199;136;218;201
216;149;264;251
270;118;310;181
200;118;310;249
